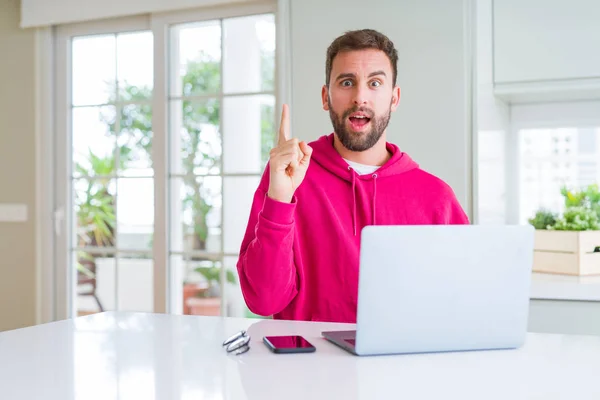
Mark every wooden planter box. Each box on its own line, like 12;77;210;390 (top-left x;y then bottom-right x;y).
533;230;600;276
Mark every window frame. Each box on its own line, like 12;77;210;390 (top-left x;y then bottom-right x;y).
55;15;153;320
51;0;284;320
152;1;278;315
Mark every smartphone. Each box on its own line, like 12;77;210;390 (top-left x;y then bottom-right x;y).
263;335;316;354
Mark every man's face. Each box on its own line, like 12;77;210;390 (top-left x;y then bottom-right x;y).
322;49;400;152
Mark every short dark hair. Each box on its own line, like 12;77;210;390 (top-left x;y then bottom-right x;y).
325;29;398;86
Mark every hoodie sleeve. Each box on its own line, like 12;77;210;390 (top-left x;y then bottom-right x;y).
236;164;298;316
434;182;471;224
446;197;470;224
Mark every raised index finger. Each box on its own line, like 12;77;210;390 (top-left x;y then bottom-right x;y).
278;103;290;145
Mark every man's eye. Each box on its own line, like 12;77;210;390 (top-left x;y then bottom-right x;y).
371;81;381;87
341;80;353;87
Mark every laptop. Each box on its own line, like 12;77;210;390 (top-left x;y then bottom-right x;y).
322;224;534;356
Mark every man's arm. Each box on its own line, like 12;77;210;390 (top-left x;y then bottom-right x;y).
236;104;312;316
447;197;470;224
434;182;471;224
236;166;299;316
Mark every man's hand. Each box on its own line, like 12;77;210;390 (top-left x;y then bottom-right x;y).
267;104;313;203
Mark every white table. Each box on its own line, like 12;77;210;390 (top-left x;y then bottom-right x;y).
530;272;600;301
1;312;600;399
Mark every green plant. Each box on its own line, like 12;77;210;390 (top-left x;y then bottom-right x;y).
549;206;600;231
585;184;600;218
74;149;127;277
75;251;96;278
561;186;587;207
107;52;220;252
107;50;275;252
90;47;273;314
528;209;558;230
529;184;600;231
74;144;132;247
194;264;237;298
101;42;276;251
561;184;600;218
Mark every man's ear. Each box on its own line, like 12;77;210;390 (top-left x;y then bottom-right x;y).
390;85;401;111
321;85;329;111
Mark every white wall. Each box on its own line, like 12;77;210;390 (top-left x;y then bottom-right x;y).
289;0;473;217
20;0;262;27
493;0;600;84
0;0;37;332
492;0;600;104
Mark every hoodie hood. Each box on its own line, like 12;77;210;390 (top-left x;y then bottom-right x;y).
308;133;419;235
309;133;419;181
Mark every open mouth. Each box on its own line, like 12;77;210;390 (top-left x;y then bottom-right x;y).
348;114;372;131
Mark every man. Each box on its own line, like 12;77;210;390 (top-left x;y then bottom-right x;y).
236;29;469;323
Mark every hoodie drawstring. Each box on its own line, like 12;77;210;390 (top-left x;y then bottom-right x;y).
349;166;357;236
349;168;378;236
372;173;378;225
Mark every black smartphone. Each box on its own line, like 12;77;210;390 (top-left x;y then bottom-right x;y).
263;335;316;354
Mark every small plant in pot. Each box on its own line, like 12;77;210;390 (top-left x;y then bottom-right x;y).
528;184;600;276
560;184;600;219
529;184;600;231
194;264;237;298
185;263;237;316
550;206;600;231
528;209;558;230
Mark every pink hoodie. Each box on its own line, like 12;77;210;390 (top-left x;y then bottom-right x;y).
236;134;469;323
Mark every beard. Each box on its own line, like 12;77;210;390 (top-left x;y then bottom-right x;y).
328;97;392;152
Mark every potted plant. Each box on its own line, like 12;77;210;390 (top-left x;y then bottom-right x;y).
186;263;237;316
74;149;127;312
529;184;600;275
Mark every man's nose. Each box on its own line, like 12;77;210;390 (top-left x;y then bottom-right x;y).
352;87;368;106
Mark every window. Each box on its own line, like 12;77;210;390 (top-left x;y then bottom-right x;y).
477;102;600;226
55;3;278;319
69;30;155;315
518;127;600;224
168;14;276;317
